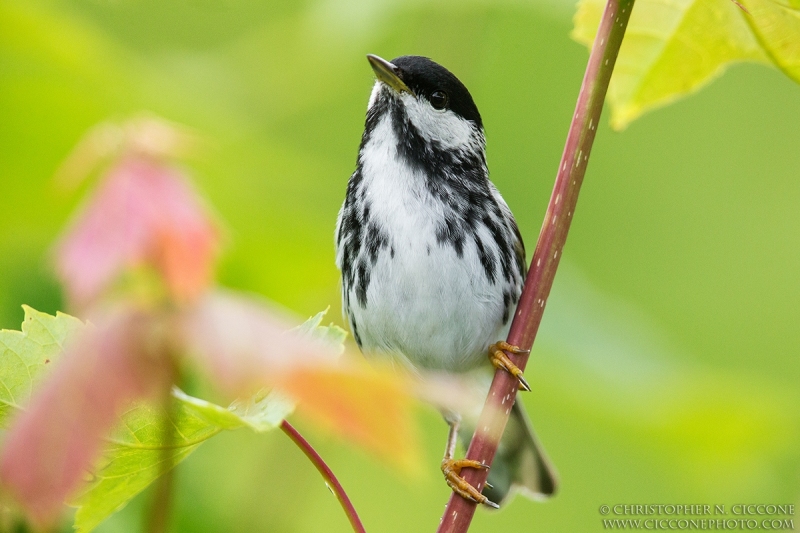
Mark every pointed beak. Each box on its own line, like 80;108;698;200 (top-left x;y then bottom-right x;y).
367;54;413;95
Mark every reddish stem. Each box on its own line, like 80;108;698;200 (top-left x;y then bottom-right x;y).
280;420;367;533
436;0;636;531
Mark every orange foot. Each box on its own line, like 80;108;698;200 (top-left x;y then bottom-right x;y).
488;341;531;392
441;458;499;509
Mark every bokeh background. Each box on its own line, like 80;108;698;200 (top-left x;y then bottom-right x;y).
1;0;799;531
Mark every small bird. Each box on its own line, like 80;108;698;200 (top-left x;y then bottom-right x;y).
335;54;557;507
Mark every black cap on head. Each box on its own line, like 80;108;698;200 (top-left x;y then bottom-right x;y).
390;56;483;129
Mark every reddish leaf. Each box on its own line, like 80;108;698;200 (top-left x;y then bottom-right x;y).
181;291;420;466
0;306;172;527
55;157;219;308
278;364;420;472
181;290;339;396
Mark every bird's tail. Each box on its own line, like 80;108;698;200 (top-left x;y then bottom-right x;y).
461;399;558;506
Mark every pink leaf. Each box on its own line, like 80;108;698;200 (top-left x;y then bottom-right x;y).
55;157;219;308
181;290;338;396
0;306;172;526
182;292;423;468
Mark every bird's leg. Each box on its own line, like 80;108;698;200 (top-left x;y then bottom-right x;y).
440;415;499;509
488;341;532;392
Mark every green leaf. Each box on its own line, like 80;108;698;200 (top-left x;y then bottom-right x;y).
174;386;295;432
0;306;83;426
70;398;222;533
293;308;328;334
572;0;770;130
293;306;348;353
741;0;800;82
227;389;296;432
71;387;296;532
171;387;248;430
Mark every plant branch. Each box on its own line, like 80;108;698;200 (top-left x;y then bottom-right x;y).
436;0;635;530
146;467;175;533
147;371;181;533
280;420;367;533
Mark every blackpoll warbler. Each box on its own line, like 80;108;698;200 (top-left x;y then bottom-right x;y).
336;55;557;508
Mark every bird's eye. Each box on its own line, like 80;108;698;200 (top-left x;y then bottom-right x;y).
430;91;448;110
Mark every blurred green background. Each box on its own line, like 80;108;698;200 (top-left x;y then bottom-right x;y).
1;0;799;531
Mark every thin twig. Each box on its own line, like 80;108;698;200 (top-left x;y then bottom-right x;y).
280;420;367;533
436;0;636;531
146;371;181;533
146;467;175;533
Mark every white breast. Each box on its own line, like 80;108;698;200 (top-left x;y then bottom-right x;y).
346;114;508;371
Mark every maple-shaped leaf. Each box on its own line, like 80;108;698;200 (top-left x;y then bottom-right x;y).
55;156;220;309
70;388;295;533
572;0;798;130
0;306;83;427
0;306;173;527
